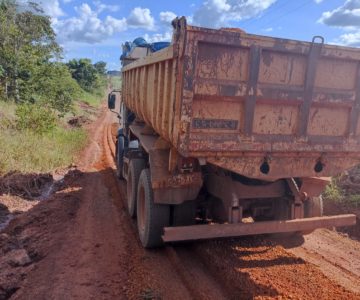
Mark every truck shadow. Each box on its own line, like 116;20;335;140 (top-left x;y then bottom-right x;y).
183;235;307;299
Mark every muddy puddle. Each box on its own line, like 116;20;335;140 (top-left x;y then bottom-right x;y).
0;170;72;232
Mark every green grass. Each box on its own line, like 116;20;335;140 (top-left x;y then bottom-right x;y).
0;100;16;129
0;127;87;175
323;177;360;209
0;83;108;175
347;194;360;208
78;89;104;107
0;99;88;175
77;76;107;107
323;180;344;202
110;76;121;90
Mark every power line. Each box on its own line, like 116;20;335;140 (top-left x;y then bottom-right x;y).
240;0;294;27
252;0;314;30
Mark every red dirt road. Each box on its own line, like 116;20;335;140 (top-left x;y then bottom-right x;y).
1;106;360;300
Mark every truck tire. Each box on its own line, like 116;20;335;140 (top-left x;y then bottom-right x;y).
116;136;125;179
302;196;324;235
127;159;145;218
137;169;170;248
304;196;323;218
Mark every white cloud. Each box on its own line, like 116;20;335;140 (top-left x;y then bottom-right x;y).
319;0;360;28
93;0;120;13
144;31;173;43
318;0;360;46
264;27;273;32
127;7;155;30
159;11;177;25
192;0;277;28
52;4;158;44
314;0;323;3
336;31;360;46
54;3;127;43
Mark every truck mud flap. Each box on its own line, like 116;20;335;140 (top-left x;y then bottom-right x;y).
162;214;356;242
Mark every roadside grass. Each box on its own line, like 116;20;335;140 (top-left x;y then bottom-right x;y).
323;177;360;209
110;76;121;90
0;92;104;175
77;75;107;108
0;101;16;128
0;127;87;175
346;194;360;208
323;180;344;202
79;88;105;107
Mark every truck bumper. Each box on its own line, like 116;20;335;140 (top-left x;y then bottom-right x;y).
162;214;356;242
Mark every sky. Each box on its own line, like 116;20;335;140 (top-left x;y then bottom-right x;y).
24;0;360;71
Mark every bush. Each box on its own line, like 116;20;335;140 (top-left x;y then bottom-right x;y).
15;103;57;134
323;180;343;202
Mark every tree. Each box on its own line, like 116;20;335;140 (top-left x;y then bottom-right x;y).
94;61;107;75
67;58;98;92
67;59;107;92
0;0;61;102
33;62;81;114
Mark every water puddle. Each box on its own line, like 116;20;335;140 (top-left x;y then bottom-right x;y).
0;171;68;231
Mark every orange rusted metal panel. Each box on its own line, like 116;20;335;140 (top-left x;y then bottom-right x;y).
122;17;360;180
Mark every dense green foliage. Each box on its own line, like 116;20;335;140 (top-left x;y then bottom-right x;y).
15;103;57;134
0;0;107;114
0;1;107;174
67;58;107;93
0;0;61;102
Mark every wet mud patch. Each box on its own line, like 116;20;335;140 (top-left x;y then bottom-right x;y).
0;172;53;199
0;169;83;299
67;115;91;128
0;168;79;233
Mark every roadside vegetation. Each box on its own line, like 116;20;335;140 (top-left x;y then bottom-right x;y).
110;76;122;90
323;167;360;209
0;0;107;175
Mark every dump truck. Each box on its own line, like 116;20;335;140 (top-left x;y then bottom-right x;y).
108;17;357;248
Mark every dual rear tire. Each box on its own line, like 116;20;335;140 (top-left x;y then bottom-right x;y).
127;159;146;218
136;169;170;248
125;160;170;248
127;162;195;248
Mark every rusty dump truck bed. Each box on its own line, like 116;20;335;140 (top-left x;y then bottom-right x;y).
122;17;360;180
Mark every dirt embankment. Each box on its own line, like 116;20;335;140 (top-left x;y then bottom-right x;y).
0;104;360;300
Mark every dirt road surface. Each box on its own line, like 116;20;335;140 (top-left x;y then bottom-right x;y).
1;105;360;300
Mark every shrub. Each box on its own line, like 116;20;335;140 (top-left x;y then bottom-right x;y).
15;103;57;134
323;180;344;202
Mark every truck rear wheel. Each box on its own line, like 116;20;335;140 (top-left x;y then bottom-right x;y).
302;196;324;235
137;169;170;248
127;159;145;218
304;196;323;218
116;136;125;179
